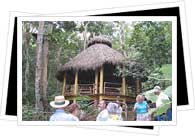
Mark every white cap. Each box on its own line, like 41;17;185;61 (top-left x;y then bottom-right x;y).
153;86;161;92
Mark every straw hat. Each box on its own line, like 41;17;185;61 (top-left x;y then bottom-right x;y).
50;95;70;108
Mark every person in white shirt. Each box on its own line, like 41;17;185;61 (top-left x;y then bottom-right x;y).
153;86;170;121
96;100;109;121
153;86;170;108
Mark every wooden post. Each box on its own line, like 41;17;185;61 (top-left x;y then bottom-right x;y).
99;65;104;100
62;72;67;96
94;69;98;94
122;76;126;95
73;71;78;102
136;79;141;95
74;71;78;95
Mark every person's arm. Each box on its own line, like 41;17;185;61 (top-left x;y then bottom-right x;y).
133;103;138;113
146;103;150;112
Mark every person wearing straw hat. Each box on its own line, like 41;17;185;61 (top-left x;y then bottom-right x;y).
49;95;71;121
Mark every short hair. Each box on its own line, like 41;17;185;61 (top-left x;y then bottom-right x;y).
68;103;80;113
136;95;144;102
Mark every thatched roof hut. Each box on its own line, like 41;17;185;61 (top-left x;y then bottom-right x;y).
56;36;144;103
56;36;125;82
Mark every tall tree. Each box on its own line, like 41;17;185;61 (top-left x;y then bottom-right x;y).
23;32;30;99
35;21;45;112
41;37;49;110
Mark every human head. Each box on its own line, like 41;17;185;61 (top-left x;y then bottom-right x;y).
98;100;107;111
153;86;161;96
136;95;144;103
116;100;122;107
68;103;80;116
50;95;70;109
107;102;118;114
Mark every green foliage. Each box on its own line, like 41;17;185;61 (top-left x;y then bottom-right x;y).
143;89;157;103
114;61;148;79
129;22;172;71
164;86;172;99
160;64;172;80
143;64;172;90
153;102;171;117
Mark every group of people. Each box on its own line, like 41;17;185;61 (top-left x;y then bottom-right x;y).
49;95;124;121
133;86;172;121
49;86;171;121
96;100;123;121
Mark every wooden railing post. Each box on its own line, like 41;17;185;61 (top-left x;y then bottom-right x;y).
136;78;141;95
94;69;98;94
73;71;78;102
99;65;104;100
122;76;126;95
62;72;66;96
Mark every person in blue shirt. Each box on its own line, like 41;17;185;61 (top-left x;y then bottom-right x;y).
133;95;150;121
49;95;79;121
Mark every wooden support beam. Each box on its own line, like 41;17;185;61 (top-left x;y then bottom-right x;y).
122;76;126;95
74;71;78;96
136;79;141;95
62;72;66;96
99;95;103;101
94;69;99;94
99;65;104;95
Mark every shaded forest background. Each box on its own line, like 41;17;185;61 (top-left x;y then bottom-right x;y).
22;21;172;120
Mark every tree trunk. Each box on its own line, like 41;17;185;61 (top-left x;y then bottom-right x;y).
42;37;49;111
83;22;89;50
55;47;62;93
23;33;30;99
35;21;44;112
120;22;128;58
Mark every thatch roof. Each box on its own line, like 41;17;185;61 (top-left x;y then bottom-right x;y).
56;37;125;81
64;44;125;71
87;36;112;48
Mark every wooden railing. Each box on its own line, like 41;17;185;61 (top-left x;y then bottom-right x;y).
79;84;95;95
126;86;136;97
65;84;74;95
64;84;95;96
64;82;136;97
103;82;122;95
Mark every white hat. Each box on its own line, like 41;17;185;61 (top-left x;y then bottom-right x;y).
50;95;70;108
153;86;161;92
